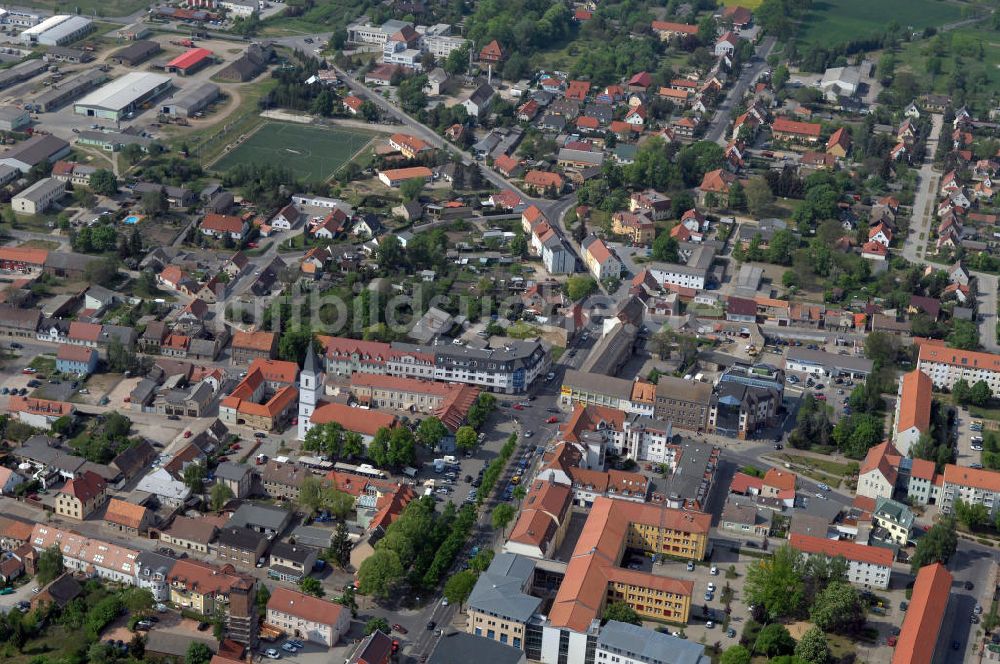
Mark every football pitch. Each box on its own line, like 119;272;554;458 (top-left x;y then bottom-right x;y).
212;122;374;181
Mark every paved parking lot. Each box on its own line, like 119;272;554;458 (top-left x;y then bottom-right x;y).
954;407;983;467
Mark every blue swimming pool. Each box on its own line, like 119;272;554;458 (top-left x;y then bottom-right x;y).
123;215;141;224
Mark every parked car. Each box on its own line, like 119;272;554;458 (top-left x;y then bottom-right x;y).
392;623;408;634
264;649;281;659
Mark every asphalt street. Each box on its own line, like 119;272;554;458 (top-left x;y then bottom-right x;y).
705;37;777;145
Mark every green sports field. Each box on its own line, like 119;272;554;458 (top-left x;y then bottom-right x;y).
798;0;965;46
212;122;374;181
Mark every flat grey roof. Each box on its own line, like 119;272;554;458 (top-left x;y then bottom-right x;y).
75;72;171;112
428;632;524;664
14;177;64;203
597;620;710;664
562;368;634;399
785;347;874;374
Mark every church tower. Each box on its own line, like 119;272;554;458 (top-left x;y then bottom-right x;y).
298;342;322;440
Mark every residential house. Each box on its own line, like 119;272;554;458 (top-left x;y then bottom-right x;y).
104;497;150;537
200;213;248;241
55;470;107;520
55;344;98;376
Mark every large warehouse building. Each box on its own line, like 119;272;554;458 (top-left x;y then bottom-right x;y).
160;81;219;117
20;15;93;46
74;72;173;122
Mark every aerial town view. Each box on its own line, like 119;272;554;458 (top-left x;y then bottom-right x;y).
0;0;998;663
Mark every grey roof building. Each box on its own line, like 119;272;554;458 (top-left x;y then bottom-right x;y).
785;347;874;378
596;621;710;664
428;632;525;664
228;502;292;536
289;525;335;549
0;134;71;172
160;82;220;117
467;553;541;624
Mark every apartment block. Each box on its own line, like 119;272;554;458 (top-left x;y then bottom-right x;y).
789;533;894;589
916;342;1000;396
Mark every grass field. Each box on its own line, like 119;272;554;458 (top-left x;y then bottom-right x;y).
212;122;374;181
720;0;762;8
15;0;148;18
798;0;965;46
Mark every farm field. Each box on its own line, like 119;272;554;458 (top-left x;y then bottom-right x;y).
797;0;966;46
211;122;374;181
720;0;763;8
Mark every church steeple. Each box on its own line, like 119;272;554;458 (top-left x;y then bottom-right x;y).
297;342;323;440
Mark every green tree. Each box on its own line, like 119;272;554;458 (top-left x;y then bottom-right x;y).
744;544;805;619
37;545;63;584
455;425;477;452
89;169;118;197
337;584;358;617
122;143;144;165
720;645;753;664
566;275;597;301
182;462;206;493
491;502;517;534
810;582;865;634
329;520;352;568
444;43;470;75
911;516;958;572
417;417;449;448
745;175;775;217
400;177;426;202
795;626;831;664
954;498;990;530
303;421;346;459
298;576;324;597
122;587;155;616
256;584;270;618
970;380;991;407
357;549;405;599
141;189;167;216
210;482;234;511
185;642;213;664
953;379;972;405
299;475;328;516
365;617;391;635
602;601;642;626
948;319;980;350
444;570;477;609
728;180;746;211
652;231;679;262
755;623;796;657
278;327;316;365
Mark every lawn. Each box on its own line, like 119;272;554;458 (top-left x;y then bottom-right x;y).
211;122;375;182
29;355;56;373
720;0;762;7
797;0;965;46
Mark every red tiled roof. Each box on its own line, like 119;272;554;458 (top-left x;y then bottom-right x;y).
0;247;48;266
69;321;101;342
763;468;796;492
943;464;1000;493
60;470;106;504
892;563;952;664
202;213;245;234
789;533;894;567
232;330;275;352
310;402;397;437
650;20;698;34
897;370;931;435
104;498;147;529
919;343;1000;373
268;587;344;626
772;117;822;137
57;344;94;363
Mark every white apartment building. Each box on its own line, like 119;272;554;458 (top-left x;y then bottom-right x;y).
940;464;1000;518
790;534;893;590
266;588;351;647
648;262;708;290
917;343;1000;396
